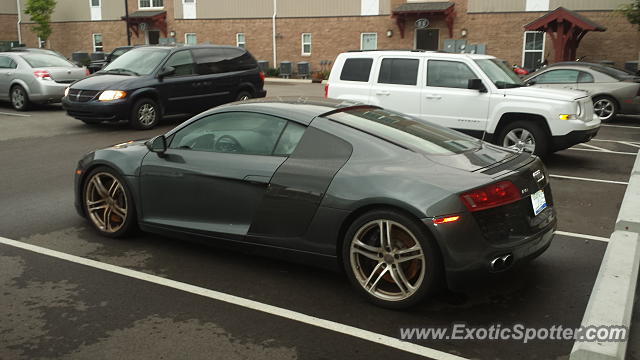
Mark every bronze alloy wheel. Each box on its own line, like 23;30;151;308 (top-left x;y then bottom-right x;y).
349;219;426;302
84;171;128;234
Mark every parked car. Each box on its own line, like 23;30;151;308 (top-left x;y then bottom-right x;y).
63;45;266;129
524;62;640;122
0;52;88;110
74;97;556;308
327;51;600;156
9;47;67;60
87;46;134;73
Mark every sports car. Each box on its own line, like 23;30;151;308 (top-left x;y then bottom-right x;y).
74;97;556;308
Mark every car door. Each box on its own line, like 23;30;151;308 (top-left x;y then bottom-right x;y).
422;59;490;133
139;111;295;238
369;56;422;118
0;55;17;100
155;49;199;115
191;47;239;110
529;69;579;91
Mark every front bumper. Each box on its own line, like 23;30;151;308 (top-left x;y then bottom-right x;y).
62;97;130;122
551;126;600;151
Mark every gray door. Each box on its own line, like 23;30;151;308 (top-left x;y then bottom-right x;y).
147;30;160;45
0;56;17;100
416;29;439;50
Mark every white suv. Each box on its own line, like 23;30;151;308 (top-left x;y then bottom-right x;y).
326;51;600;155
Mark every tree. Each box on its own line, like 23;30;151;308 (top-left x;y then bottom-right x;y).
24;0;57;47
619;1;640;65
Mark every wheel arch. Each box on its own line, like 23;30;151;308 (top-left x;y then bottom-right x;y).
236;81;258;97
76;161;137;217
9;79;31;97
591;93;620;109
129;88;163;115
494;112;551;142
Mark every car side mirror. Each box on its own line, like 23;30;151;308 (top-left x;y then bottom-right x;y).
526;79;536;86
468;78;487;93
158;66;175;79
147;135;167;156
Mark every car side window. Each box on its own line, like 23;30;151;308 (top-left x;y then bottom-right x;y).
274;122;306;156
340;58;373;82
534;69;579;84
192;48;257;75
578;71;594;83
377;58;419;85
0;56;15;69
427;60;477;89
170;112;300;156
164;50;195;77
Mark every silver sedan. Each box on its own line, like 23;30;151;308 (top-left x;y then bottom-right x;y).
0;52;88;111
525;62;640;122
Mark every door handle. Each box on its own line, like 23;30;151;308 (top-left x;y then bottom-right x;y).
375;90;391;96
424;94;442;100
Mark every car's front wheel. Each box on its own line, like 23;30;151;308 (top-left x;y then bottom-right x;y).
82;167;136;237
498;121;549;156
11;85;30;111
130;98;160;130
342;209;441;309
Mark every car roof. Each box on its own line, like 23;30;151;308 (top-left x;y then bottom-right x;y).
132;44;246;53
341;50;494;60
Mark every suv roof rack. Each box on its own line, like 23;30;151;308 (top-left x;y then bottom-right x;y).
347;49;455;54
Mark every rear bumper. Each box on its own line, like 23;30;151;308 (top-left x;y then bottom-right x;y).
62;97;129;122
551;126;600;151
257;89;267;98
29;81;69;104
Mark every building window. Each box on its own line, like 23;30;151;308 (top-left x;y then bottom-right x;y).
236;33;245;49
522;31;545;71
301;33;311;56
139;0;163;8
90;0;101;21
361;33;377;50
93;33;104;52
185;33;197;45
361;0;379;15
525;0;549;11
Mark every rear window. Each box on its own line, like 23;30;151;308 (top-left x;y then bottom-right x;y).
378;58;419;85
340;58;373;82
593;65;636;80
20;53;74;68
192;47;257;75
326;107;481;155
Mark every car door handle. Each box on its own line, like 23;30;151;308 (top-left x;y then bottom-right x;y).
375;90;391;96
424;94;442;100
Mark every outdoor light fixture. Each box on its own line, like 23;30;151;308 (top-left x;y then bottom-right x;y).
169;30;176;37
461;28;468;37
386;29;393;37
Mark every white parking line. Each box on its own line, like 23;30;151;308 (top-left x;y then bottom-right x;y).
575;143;612;152
0;236;469;360
590;139;640;148
620;141;640;149
0;111;31;117
601;124;640;129
555;231;609;243
566;148;637;156
549;174;628;185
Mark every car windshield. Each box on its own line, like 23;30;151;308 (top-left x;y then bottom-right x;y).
20;53;74;68
102;48;169;75
326;107;482;155
474;58;524;88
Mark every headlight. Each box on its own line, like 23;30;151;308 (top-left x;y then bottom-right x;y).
64;87;69;97
98;90;127;101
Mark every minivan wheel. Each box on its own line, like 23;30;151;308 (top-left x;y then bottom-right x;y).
11;85;30;111
130;98;159;130
593;96;617;122
342;209;441;309
498;121;549;156
236;91;252;101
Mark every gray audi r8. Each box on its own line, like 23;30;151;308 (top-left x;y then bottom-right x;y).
74;97;556;308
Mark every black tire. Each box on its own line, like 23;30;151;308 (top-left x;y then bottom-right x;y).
342;209;442;309
82;166;137;238
235;90;253;101
592;95;618;123
130;98;160;130
497;121;549;156
10;85;30;111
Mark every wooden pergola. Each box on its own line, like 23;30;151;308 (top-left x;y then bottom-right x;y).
121;10;168;39
392;1;456;38
524;7;606;63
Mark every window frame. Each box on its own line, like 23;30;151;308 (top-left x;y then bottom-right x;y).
162;49;196;77
532;69;580;84
92;33;104;53
0;56;17;69
426;59;480;89
340;57;374;82
301;33;312;56
376;57;421;86
138;0;163;9
236;33;246;49
184;32;197;45
360;32;377;51
521;31;545;70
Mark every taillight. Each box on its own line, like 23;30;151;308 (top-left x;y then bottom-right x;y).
324;83;329;98
259;71;265;82
33;70;52;80
460;180;521;212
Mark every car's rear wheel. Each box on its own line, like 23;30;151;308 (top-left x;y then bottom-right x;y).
593;96;617;122
130;98;160;130
236;90;253;101
11;85;30;111
498;121;549;156
82;167;136;238
342;209;441;309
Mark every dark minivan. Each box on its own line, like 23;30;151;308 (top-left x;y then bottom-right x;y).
62;45;266;129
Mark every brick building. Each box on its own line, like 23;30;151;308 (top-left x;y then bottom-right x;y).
0;0;638;72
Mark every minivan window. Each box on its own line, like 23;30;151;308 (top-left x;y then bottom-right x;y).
427;60;477;89
20;53;74;68
340;58;373;82
164;50;195;76
192;48;257;75
326;107;481;155
103;48;170;75
378;58;419;86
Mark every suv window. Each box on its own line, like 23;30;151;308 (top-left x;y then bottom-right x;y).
0;56;16;69
192;48;257;75
340;58;373;82
170;112;304;156
534;69;579;84
377;58;419;85
165;50;195;76
427;60;477;89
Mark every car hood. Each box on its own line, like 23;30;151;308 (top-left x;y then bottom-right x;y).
426;142;529;173
70;73;143;91
500;86;587;101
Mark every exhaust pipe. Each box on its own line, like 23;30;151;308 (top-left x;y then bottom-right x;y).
490;254;514;272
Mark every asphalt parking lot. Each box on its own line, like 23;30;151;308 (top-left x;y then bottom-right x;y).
1;82;639;360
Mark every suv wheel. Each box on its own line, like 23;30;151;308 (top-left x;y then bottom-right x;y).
130;98;159;130
236;91;253;101
11;85;30;111
498;121;549;156
593;96;617;122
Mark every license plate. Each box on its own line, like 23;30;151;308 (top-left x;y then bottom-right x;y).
531;189;547;216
